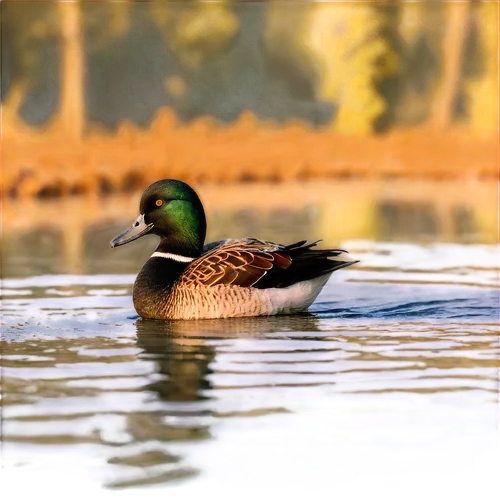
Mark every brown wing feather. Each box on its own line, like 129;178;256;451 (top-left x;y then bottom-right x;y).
179;239;292;288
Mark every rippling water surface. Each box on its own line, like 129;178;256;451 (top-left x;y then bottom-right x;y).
1;241;499;497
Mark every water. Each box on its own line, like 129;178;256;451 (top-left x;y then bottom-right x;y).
1;234;499;497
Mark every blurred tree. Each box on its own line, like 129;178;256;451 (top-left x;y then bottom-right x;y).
464;1;498;135
83;0;131;50
170;0;260;123
149;0;239;69
256;2;332;124
58;1;84;140
301;2;400;134
429;1;471;129
2;0;497;137
82;1;168;129
396;1;442;125
109;0;132;40
149;0;239;119
0;1;59;126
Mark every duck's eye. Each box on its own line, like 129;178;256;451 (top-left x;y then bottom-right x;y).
155;199;163;207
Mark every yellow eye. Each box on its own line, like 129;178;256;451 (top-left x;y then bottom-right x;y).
155;199;163;207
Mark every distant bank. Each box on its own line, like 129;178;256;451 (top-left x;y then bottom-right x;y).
3;109;498;199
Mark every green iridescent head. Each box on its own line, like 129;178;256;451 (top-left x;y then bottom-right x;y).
110;179;206;257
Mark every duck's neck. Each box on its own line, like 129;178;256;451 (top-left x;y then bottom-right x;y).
133;231;205;317
138;256;188;290
135;234;202;294
155;235;203;260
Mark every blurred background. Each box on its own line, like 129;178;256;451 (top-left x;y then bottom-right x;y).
1;0;498;276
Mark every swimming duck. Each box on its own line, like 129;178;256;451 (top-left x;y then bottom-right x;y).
110;179;358;320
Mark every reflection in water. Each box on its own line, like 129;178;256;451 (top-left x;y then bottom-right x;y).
136;313;323;338
2;179;497;277
2;312;498;488
1;334;208;489
452;205;476;241
377;200;480;242
137;321;216;402
134;314;326;407
215;206;317;244
378;201;439;241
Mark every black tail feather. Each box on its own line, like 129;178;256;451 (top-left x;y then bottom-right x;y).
256;240;358;289
284;239;309;250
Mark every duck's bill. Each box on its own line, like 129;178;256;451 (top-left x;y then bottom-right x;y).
110;214;154;248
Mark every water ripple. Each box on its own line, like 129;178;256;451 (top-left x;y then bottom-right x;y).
1;242;498;490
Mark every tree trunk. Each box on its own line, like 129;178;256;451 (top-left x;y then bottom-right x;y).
0;79;28;135
58;2;84;140
430;1;470;130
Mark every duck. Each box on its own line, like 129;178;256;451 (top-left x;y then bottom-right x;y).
110;179;358;320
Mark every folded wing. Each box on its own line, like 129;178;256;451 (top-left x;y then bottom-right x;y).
178;239;358;289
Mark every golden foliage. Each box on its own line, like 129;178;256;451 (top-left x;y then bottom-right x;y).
302;3;399;134
2;1;498;136
150;0;239;69
465;2;499;135
108;2;130;40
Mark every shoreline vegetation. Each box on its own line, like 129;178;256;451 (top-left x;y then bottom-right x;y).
3;108;498;200
2;2;498;200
